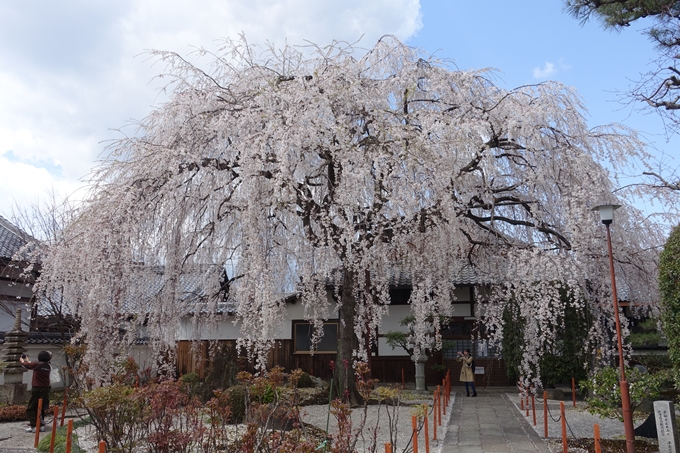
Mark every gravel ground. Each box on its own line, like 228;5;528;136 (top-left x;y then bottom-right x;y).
505;392;636;440
300;397;452;453
0;392;661;453
0;397;454;453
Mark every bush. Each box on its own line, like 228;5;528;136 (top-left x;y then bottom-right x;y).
137;380;205;453
79;384;144;453
195;345;238;403
660;225;680;377
295;371;315;389
179;372;202;397
0;404;26;422
37;425;85;453
580;366;669;419
225;385;247;424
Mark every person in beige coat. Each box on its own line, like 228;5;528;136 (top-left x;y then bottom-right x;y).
457;349;477;397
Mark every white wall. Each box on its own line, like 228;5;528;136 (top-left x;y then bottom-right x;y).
179;293;339;341
179;286;475;357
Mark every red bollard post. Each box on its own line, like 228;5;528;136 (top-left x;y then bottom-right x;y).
594;424;601;453
520;383;524;411
50;406;59;453
437;386;442;426
412;415;418;453
34;398;43;448
571;377;576;408
543;391;548;438
424;411;430;453
560;402;567;453
433;398;437;440
385;442;392;453
526;392;530;417
65;419;73;453
442;379;447;415
60;388;68;427
526;391;530;416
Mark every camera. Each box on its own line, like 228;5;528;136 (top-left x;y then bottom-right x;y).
20;354;26;359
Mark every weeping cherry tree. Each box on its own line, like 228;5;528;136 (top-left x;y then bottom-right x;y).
35;36;663;397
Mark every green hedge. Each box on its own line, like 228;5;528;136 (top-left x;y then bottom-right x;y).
660;225;680;375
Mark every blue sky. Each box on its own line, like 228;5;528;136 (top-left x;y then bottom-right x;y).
1;0;677;217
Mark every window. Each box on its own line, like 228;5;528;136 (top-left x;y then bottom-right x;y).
294;321;338;354
442;339;501;359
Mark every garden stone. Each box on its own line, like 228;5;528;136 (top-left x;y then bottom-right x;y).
543;388;564;400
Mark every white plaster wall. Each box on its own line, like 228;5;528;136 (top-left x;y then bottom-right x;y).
179;293;338;341
178;287;474;355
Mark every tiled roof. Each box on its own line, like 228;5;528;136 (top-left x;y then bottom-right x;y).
38;264;224;316
0;216;27;260
323;264;491;288
0;332;150;345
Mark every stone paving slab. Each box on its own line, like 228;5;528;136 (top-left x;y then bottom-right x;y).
444;390;552;453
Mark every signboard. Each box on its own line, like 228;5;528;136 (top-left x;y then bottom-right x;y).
474;367;484;375
654;401;680;453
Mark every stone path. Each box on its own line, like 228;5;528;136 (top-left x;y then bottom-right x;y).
444;390;552;453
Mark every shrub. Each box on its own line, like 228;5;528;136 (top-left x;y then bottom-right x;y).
225;385;247;423
37;425;85;453
79;384;144;453
580;366;668;419
137;380;205;453
295;371;315;389
660;225;680;378
195;344;238;403
0;404;26;422
179;372;202;397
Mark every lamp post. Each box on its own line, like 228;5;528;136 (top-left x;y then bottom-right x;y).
592;204;635;453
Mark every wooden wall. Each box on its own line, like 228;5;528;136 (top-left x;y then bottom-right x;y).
176;340;514;387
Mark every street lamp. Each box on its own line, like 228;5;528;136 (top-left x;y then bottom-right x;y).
592;204;635;453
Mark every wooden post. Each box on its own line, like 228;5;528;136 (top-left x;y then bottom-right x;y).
520;384;524;411
61;388;68;427
424;411;430;453
65;419;73;453
437;386;442;426
560;402;567;453
34;398;43;448
385;443;392;453
543;391;548;438
50;406;59;453
571;377;576;408
526;391;530;417
442;379;447;415
594;424;601;453
412;415;418;453
433;397;437;440
532;392;537;426
526;393;530;417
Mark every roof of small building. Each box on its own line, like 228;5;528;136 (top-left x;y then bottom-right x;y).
0;331;150;345
0;216;28;260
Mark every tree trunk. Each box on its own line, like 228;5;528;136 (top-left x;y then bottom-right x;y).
337;269;362;405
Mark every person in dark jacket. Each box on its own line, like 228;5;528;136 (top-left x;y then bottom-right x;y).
20;350;51;432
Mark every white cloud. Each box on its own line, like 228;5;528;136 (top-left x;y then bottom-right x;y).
0;0;423;217
0;157;85;217
533;61;556;79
